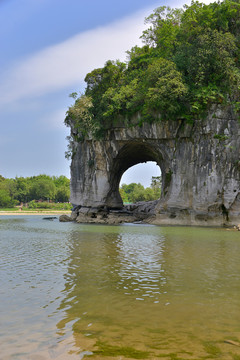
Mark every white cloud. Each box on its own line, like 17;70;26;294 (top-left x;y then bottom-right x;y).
0;9;149;107
0;0;217;108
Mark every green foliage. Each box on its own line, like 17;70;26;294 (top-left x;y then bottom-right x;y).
213;133;229;141
65;0;240;146
0;179;18;207
29;176;56;201
0;174;70;207
28;201;72;210
151;176;162;198
52;175;70;202
15;177;31;202
119;187;129;203
55;186;70;203
141;6;183;57
144;58;187;117
120;176;161;203
65;94;99;138
0;189;16;208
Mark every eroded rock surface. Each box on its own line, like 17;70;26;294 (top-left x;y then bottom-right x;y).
69;106;240;226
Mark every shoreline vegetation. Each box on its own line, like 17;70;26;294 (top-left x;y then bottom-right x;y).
0;173;162;211
0;174;70;208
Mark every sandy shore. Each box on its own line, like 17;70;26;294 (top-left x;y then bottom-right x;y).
0;210;71;216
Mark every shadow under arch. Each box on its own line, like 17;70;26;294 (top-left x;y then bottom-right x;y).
106;140;171;208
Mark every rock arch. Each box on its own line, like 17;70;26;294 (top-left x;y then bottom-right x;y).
69;107;240;226
107;141;166;208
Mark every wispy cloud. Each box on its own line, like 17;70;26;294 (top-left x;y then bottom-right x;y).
0;9;149;108
0;0;215;109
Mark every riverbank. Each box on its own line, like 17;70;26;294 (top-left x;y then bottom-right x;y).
0;210;71;216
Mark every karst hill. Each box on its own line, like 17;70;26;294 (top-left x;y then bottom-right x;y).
64;0;240;226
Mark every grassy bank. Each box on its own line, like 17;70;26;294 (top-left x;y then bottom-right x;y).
0;203;72;215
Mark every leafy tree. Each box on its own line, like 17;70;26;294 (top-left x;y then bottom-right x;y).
15;177;31;203
120;177;161;203
55;186;70;202
151;176;162;198
0;180;17;207
143;187;155;201
4;179;17;202
29;177;56;201
64;1;239;149
51;175;70;202
85;60;126;122
131;184;146;202
141;6;183;57
0;189;13;207
119;188;129;203
144;58;188;117
65;94;98;138
102;78;141;118
0;174;70;206
52;175;70;188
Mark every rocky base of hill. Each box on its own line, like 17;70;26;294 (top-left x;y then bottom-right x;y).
59;200;240;227
59;201;158;225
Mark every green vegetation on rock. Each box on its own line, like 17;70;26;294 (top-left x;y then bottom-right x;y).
65;0;240;151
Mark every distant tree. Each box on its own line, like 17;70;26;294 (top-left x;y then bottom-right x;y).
52;175;70;188
0;189;13;207
120;181;161;203
121;183;143;202
150;176;162;198
131;183;146;202
55;186;70;202
119;188;129;203
144;187;155;201
0;174;71;206
4;179;17;202
52;175;70;202
29;177;56;201
0;180;17;207
14;177;30;203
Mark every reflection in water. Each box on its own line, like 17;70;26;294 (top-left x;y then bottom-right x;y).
1;217;240;359
56;225;240;359
115;232;166;302
56;227;169;357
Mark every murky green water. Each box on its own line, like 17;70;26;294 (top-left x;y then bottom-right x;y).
0;216;240;360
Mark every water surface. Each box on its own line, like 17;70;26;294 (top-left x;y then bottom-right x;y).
0;215;240;359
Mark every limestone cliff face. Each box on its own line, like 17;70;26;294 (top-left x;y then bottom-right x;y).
69;106;240;226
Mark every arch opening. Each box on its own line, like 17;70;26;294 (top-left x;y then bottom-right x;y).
120;162;161;204
106;141;169;209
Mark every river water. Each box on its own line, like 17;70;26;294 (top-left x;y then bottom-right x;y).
0;215;240;360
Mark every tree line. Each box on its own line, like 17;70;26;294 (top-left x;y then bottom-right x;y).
0;174;70;208
0;174;161;208
120;176;161;203
65;0;240;158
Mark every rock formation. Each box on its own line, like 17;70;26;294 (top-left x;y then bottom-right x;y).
69;106;240;226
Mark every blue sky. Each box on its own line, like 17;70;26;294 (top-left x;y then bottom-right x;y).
0;0;212;186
